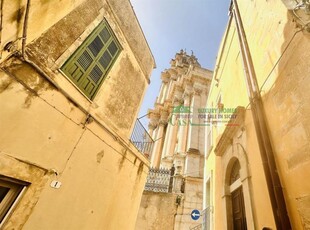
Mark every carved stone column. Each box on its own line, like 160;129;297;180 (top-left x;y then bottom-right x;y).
163;74;177;102
161;96;182;169
150;111;168;168
159;74;169;104
167;98;181;157
177;91;191;154
187;85;202;152
184;85;203;177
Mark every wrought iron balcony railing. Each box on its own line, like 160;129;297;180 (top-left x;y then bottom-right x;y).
144;167;172;193
130;118;154;160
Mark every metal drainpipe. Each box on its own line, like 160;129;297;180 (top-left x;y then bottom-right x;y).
0;0;4;59
213;15;233;82
22;0;30;57
231;0;292;229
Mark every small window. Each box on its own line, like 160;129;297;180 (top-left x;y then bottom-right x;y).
61;20;122;100
0;178;25;224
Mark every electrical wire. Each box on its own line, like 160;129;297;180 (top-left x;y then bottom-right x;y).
59;128;86;174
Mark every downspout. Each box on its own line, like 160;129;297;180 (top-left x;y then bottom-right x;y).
213;15;233;82
21;0;30;57
231;0;292;229
0;0;4;59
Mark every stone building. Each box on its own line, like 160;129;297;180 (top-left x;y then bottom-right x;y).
135;51;212;230
0;0;155;229
204;0;310;229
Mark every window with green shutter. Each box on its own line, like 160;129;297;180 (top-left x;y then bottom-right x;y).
61;20;122;100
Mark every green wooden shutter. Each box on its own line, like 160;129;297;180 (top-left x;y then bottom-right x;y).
61;20;122;100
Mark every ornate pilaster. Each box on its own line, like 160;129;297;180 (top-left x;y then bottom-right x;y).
147;110;160;140
161;95;183;169
150;110;168;168
159;73;169;104
177;90;192;154
186;84;203;152
156;72;169;104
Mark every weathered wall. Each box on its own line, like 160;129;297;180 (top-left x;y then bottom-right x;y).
0;0;155;229
1;0;155;138
135;191;179;230
0;59;149;230
205;1;310;229
175;177;204;230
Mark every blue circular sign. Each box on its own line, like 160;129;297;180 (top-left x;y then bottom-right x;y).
191;209;200;220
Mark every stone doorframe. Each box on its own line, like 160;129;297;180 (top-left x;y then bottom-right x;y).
221;142;256;230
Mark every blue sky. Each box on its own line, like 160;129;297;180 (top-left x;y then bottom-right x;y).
130;0;231;121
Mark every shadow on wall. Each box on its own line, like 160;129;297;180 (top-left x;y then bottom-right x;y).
261;11;310;229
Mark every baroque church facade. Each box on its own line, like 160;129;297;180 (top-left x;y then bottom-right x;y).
136;50;212;230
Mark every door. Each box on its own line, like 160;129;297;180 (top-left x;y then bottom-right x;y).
231;187;247;230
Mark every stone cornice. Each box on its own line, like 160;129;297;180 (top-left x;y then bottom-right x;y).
214;106;246;157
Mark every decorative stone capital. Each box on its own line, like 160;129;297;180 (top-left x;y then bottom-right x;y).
148;122;157;130
171;74;178;81
162;77;169;84
159;119;168;126
161;71;170;83
159;110;169;126
172;95;183;106
193;83;203;95
148;109;159;118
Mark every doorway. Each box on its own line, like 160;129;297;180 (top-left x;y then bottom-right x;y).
229;160;247;230
231;187;247;230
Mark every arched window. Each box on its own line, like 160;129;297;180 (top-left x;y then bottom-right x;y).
230;160;241;185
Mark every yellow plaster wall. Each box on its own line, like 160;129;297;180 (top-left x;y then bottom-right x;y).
0;0;154;229
205;1;310;229
0;63;150;229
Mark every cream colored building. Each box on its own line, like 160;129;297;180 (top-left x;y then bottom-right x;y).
204;0;310;230
0;0;155;229
135;51;212;230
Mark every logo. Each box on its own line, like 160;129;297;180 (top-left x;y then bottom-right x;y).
172;105;192;114
169;106;239;127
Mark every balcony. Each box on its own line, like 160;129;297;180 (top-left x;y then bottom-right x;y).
130;118;154;160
